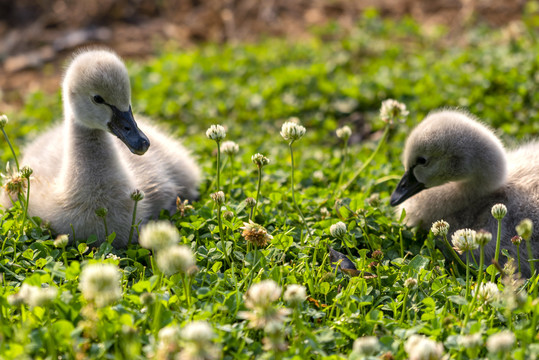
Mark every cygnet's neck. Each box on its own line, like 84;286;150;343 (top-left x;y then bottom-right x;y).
60;108;133;197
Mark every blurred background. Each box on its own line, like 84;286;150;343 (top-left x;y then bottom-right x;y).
0;0;530;111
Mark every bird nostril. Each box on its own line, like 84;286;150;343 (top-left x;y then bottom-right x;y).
124;126;131;131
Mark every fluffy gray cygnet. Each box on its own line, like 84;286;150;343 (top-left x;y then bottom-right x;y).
0;49;200;247
391;109;539;276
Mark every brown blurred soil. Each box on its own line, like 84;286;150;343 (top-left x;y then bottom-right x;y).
0;0;527;110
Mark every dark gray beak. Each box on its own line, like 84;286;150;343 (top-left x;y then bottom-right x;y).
390;169;425;206
107;105;150;155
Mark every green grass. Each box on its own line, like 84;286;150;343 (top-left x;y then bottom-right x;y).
2;10;539;359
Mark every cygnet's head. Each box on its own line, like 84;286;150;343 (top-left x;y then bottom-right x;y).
63;49;149;155
390;110;507;206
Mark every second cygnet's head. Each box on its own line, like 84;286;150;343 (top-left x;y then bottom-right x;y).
63;49;149;155
390;110;507;206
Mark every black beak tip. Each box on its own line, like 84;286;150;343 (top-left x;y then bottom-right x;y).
132;137;150;155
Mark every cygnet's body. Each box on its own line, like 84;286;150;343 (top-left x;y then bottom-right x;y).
1;49;200;247
391;110;539;276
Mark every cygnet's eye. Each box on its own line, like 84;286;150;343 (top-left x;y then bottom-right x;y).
416;156;428;166
93;95;105;104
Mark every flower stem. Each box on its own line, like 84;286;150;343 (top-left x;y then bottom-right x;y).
217;206;231;267
463;244;485;331
491;219;502;282
517;243;521;274
399;287;409;325
20;177;30;234
128;200;139;246
333;140;348;198
1;128;19;171
442;234;477;276
183;274;191;308
465;251;471;299
289;142;312;243
216;142;221;191
251;166;262;219
526;239;536;277
341;125;390;194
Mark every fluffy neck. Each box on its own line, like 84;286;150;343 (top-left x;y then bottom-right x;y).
59;105;134;199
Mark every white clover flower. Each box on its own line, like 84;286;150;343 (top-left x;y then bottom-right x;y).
404;277;418;289
210;191;225;205
239;280;290;329
106;253;121;261
10;283;58;308
159;325;181;345
206;124;226;141
241;220;273;247
280;121;306;142
458;333;483;348
221;141;239;156
475;230;492;246
486;331;515;353
79;263;122;307
431;220;449;236
182;321;215;344
0;114;8;128
336;125;352;140
380;99;409;123
54;234;69;248
283;284;307;306
451;228;479;254
180;321;221;360
244;280;281;310
491;203;507;220
329;221;347;238
404;334;444;360
251;153;270;167
474;282;500;304
516;218;533;241
139;221;180;251
156;244;197;276
352;336;380;355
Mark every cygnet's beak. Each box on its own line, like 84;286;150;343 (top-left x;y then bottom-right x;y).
390;169;426;206
108;105;150;155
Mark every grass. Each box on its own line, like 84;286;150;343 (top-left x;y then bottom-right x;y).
2;9;539;359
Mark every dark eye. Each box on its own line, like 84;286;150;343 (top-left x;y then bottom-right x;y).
93;95;105;104
416;156;427;165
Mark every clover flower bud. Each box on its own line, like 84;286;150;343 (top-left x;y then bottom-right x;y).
54;234;69;248
0;114;8;128
380;99;409;124
476;230;492;246
95;207;108;218
251;153;270;167
221;141;239;156
283;284;306;306
431;220;449;236
336;125;352;140
20;166;33;179
241;220;273;247
329;221;347;238
130;189;145;201
516;218;533;241
404;277;418;289
156;244;197;276
280;121;306;142
245;197;257;208
491;203;507;220
511;235;522;246
206;124;226;141
211;191;225;205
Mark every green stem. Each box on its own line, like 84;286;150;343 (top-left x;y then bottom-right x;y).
463;244;485;331
526;239;536;276
217;206;231;267
1;128;20;171
20;177;30;234
442;234;477;276
216;142;221;191
465;251;470;299
491;219;502;282
128;200;139;246
341;125;390;194
183;274;191;308
252;166;262;219
399;288;409;325
517;243;521;274
333;141;348;198
289;142;312;244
